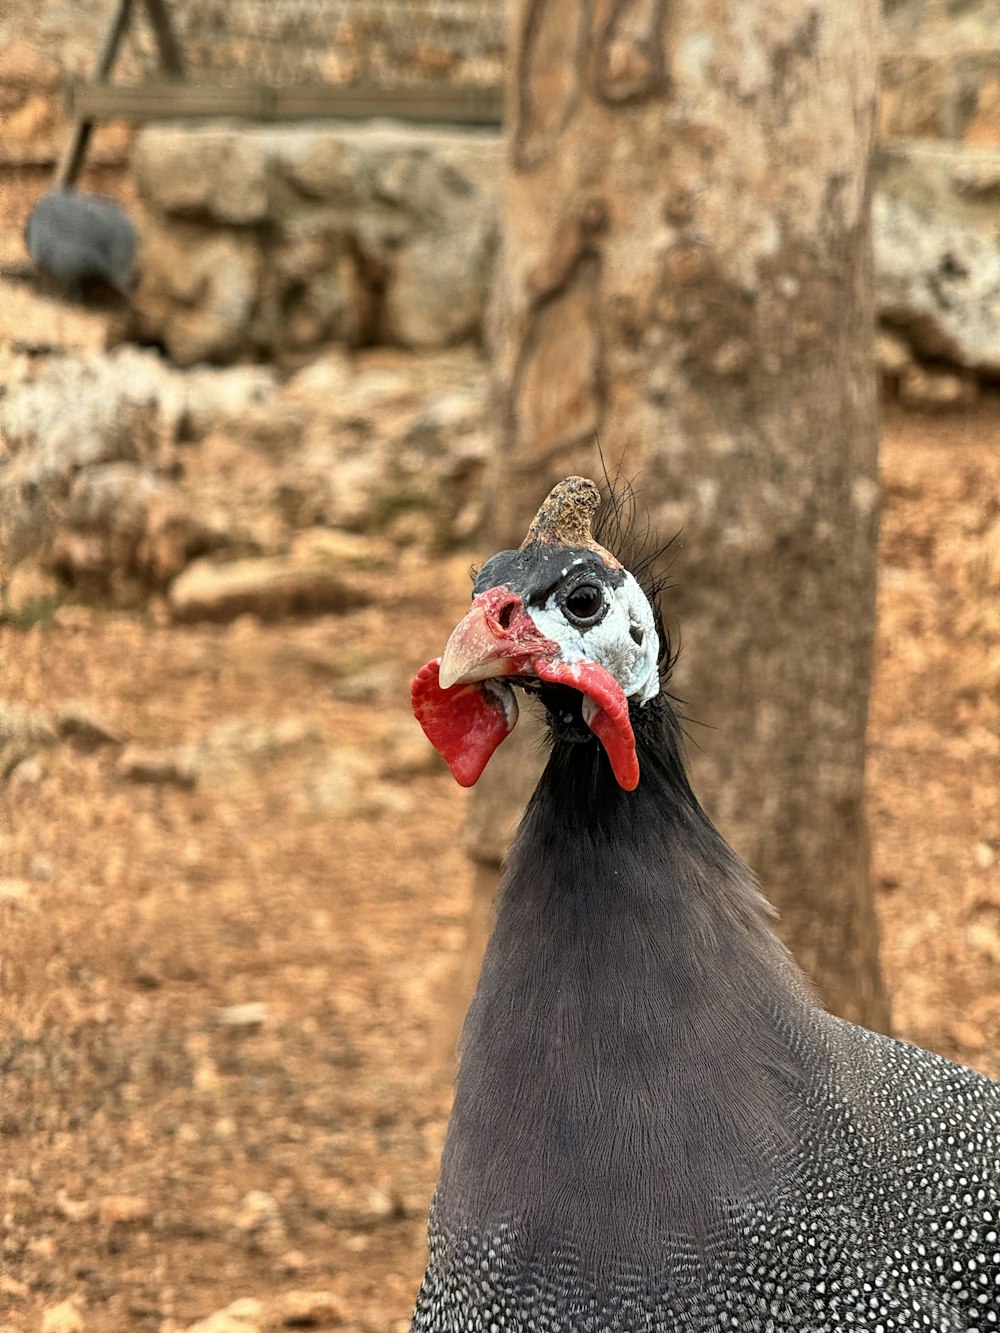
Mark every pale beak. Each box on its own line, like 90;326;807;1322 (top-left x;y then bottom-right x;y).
438;604;523;689
438;589;557;690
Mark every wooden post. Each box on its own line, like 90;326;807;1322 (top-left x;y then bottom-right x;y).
54;0;135;188
54;0;185;189
143;0;186;78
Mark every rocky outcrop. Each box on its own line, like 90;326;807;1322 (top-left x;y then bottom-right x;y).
0;342;490;614
129;118;1000;382
130;123;502;364
167;549;374;623
0;347;272;593
875;147;1000;376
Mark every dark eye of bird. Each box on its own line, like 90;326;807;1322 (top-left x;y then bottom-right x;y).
562;582;605;626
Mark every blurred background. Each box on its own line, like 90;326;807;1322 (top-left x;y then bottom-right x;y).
0;2;998;1331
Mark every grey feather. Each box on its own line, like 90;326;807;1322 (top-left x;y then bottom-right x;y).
25;189;137;296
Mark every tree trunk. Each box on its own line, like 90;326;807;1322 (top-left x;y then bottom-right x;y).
463;0;889;1032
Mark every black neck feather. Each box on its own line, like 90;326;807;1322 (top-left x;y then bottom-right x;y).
437;693;821;1271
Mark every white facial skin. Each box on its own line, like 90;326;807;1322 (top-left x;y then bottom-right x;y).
527;569;660;704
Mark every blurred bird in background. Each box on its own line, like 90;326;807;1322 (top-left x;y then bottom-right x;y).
24;188;137;301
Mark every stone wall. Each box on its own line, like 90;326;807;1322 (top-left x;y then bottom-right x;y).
127;117;1000;379
881;0;1000;146
2;1;999;374
876;0;1000;381
128;123;501;364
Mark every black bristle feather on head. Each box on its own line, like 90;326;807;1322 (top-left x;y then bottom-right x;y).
591;473;681;687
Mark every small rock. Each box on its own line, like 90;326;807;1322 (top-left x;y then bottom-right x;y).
875;192;1000;375
192;1056;221;1094
53;607;96;630
131;229;262;366
134;127;272;224
8;755;43;786
272;1289;347;1327
0;1274;27;1299
290;528;386;569
0;878;33;904
2;562;60;616
403;386;487;445
233;1190;286;1248
874;329;913;381
335;661;402;704
55;1189;94;1222
302;747;378;818
57;701;125;749
98;1194;152;1228
967;921;1000;965
168;555;372;624
216;1002;269;1030
193;718;320;789
284;351;352;401
41;1302;84;1333
898;365;978;411
0;699;58;779
4;92;55;142
324;1183;396;1229
186;1298;264;1333
974;841;997;870
951;157;1000;199
29;854;53;880
116;746;198;790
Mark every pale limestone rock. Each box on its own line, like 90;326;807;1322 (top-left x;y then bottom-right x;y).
186;1299;264;1333
168;554;372;624
116;745;198;789
41;1302;84;1333
98;1194;153;1227
898;364;979;410
134;127;272;224
0;878;33;904
271;1289;348;1327
875;192;1000;374
874;329;914;380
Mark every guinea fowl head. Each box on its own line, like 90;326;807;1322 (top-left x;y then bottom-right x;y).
412;476;665;791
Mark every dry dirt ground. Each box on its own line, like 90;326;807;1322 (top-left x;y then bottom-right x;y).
0;283;998;1331
1;395;997;1333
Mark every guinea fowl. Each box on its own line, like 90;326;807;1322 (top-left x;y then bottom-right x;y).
409;476;1000;1332
25;189;137;299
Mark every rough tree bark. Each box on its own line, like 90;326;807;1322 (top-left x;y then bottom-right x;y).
461;0;890;1032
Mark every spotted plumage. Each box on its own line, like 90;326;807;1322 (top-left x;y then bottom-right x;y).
410;479;1000;1332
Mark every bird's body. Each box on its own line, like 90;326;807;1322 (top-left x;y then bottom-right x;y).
410;478;1000;1331
25;189;137;298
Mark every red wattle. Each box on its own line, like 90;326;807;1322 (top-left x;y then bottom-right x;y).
411;658;517;788
533;657;639;791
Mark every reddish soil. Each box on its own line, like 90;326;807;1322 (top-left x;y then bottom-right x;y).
1;403;998;1333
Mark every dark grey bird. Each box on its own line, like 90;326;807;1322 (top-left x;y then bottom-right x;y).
409;476;1000;1331
24;189;137;299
